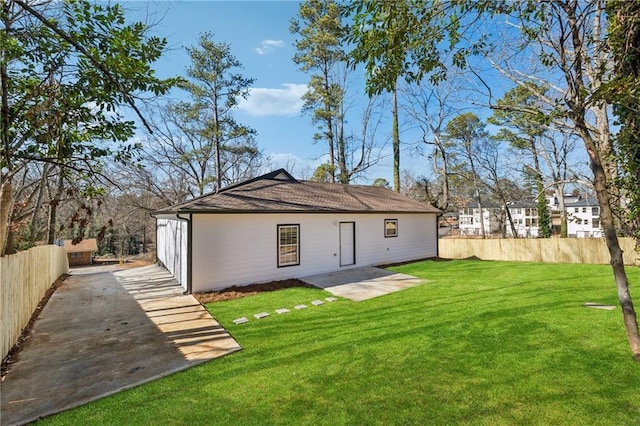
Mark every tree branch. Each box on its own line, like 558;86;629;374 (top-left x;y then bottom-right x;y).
13;0;154;133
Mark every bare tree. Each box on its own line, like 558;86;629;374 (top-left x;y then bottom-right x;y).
487;0;640;357
401;78;465;210
446;113;489;239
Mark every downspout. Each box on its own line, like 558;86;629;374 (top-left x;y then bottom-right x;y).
436;213;441;258
177;213;193;295
154;214;159;265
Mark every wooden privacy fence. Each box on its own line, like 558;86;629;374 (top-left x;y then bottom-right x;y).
1;245;69;360
439;237;638;265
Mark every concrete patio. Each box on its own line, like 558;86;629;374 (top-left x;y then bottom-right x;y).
302;266;425;302
0;264;241;426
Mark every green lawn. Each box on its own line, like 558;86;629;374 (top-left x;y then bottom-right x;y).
43;260;640;425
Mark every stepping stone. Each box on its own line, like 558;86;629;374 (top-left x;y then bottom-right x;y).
233;317;248;325
254;312;269;319
276;308;290;314
583;302;616;310
311;300;324;306
326;297;338;302
294;304;308;310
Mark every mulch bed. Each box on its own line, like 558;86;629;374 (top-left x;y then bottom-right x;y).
1;274;69;380
193;279;314;304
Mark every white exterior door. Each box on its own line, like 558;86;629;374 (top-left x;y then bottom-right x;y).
340;222;355;266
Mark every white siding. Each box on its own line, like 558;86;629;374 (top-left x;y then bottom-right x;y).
505;208;540;238
156;216;188;290
190;213;437;292
458;207;501;236
567;206;603;238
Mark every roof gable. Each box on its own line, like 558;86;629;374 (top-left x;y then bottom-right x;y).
218;168;296;193
153;169;440;215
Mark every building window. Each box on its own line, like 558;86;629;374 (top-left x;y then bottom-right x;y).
385;219;398;238
574;208;579;213
592;207;599;216
582;207;587;213
70;252;83;259
278;224;300;267
593;218;600;228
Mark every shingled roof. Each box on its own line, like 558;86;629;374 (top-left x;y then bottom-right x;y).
153;169;440;214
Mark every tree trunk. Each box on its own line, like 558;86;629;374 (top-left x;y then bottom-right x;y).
47;169;65;245
336;114;348;184
468;147;485;239
0;2;9;175
29;163;49;242
555;185;568;238
431;132;450;211
476;196;486;239
560;0;640;357
0;3;12;256
392;84;400;192
213;100;222;193
581;126;640;358
0;181;12;256
323;72;336;184
505;203;518;238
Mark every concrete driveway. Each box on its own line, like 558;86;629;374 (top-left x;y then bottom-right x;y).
302;266;425;302
1;264;241;426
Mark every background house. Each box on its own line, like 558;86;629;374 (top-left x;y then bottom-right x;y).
566;197;602;238
153;170;440;293
63;239;98;266
459;193;605;239
458;202;502;237
505;199;540;238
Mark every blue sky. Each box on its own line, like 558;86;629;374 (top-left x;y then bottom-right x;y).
117;1;589;188
118;0;426;184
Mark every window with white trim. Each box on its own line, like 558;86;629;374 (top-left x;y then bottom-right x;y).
385;219;398;238
278;224;300;267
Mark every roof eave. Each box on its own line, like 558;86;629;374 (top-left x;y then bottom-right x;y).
155;208;440;215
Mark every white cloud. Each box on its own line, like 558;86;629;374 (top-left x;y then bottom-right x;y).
238;83;307;116
255;39;285;55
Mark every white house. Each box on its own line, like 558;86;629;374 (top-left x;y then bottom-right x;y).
152;169;441;293
505;199;540;238
566;197;602;238
458;202;501;237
